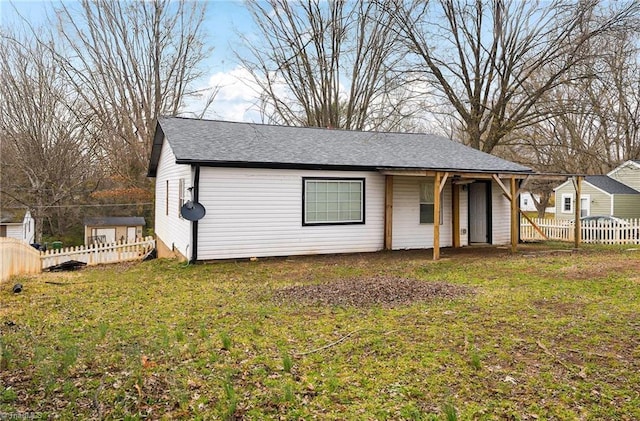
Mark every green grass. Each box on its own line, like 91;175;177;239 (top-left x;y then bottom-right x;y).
1;243;640;419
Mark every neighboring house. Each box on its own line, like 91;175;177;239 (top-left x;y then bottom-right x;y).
84;217;146;245
554;175;640;220
0;210;35;243
520;192;540;212
148;117;534;261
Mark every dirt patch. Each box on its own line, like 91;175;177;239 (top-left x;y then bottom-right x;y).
273;276;473;308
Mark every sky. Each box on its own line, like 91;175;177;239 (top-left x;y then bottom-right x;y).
0;0;263;122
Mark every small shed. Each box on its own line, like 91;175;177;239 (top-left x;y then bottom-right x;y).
0;210;35;243
84;217;146;245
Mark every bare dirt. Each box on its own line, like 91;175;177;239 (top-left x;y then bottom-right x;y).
272;276;473;308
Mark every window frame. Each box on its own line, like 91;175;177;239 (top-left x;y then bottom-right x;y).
178;178;188;219
302;177;365;226
561;193;573;214
419;181;444;225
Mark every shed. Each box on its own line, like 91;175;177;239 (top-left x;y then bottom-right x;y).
0;210;35;244
148;117;534;261
84;217;146;245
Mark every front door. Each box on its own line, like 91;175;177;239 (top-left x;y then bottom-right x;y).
127;226;137;242
469;182;490;243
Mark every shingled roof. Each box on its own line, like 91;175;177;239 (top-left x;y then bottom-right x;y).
585;175;640;195
148;117;533;177
84;217;146;227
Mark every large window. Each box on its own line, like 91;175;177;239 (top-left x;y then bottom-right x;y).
303;178;364;225
420;181;443;224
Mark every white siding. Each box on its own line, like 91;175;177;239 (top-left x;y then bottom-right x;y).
491;180;512;245
5;225;22;240
391;176;453;249
197;168;385;259
609;161;640;191
459;188;469;247
154;139;192;258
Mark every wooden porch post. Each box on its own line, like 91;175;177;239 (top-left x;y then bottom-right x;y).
433;172;442;260
452;184;460;248
510;177;519;253
384;175;393;250
574;176;582;248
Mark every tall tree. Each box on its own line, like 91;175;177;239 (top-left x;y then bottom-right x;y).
389;0;640;152
52;0;210;195
0;32;99;241
239;0;424;131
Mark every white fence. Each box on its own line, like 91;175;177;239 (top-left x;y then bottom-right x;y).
521;218;640;245
41;236;156;269
1;237;155;282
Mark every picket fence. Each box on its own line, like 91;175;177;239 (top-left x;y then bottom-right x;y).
1;236;155;282
521;217;640;245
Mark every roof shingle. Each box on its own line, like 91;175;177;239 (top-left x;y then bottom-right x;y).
149;117;532;176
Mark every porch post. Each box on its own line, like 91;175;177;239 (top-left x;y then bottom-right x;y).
384;175;393;250
433;172;442;260
510;177;519;253
452;184;460;248
574;176;582;248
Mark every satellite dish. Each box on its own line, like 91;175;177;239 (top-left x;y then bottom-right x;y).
181;201;206;221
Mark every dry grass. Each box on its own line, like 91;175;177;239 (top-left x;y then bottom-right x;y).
1;242;639;420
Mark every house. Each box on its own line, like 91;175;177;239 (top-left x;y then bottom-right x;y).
84;217;146;245
148;117;534;262
0;210;35;243
520;192;539;212
554;162;640;220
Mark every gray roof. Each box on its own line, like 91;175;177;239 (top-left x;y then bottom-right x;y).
0;210;27;224
585;175;639;194
148;117;532;176
84;217;146;227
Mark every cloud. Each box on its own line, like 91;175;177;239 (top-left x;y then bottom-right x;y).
183;66;262;122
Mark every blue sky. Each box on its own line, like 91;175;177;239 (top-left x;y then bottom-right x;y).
0;0;262;122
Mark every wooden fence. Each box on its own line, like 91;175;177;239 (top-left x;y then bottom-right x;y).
1;236;155;282
1;238;42;282
521;217;640;245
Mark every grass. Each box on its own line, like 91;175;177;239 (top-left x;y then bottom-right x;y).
1;243;640;419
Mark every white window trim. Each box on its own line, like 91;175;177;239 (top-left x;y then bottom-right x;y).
419;181;444;225
561;193;573;214
580;194;590;217
303;178;365;225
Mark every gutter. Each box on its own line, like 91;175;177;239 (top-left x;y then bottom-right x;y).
190;164;201;264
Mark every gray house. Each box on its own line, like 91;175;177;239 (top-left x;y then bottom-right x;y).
148;117;534;261
554;171;640;220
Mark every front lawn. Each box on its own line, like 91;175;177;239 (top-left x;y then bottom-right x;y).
1;244;639;420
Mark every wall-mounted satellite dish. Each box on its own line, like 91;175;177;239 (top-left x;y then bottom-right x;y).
181;201;206;221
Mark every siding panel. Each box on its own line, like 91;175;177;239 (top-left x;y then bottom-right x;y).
154;140;192;258
197;168;384;259
491;180;511;245
392;176;453;249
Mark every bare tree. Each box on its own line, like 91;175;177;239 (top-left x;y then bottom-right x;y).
51;0;210;193
389;0;640;152
239;0;425;131
0;31;99;241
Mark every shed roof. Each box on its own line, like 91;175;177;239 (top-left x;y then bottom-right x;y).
84;217;146;227
585;175;639;195
148;117;533;177
0;210;28;224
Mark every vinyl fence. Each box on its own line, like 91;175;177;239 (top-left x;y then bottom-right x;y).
40;237;156;269
0;238;42;282
1;236;155;282
521;218;640;245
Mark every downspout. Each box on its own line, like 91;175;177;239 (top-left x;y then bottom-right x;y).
190;164;201;264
